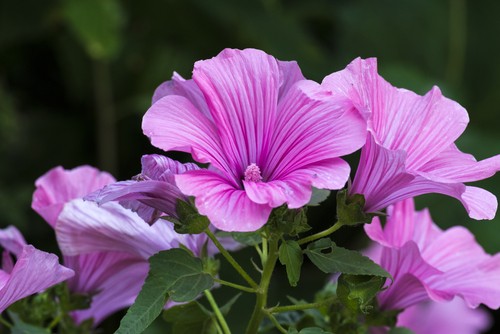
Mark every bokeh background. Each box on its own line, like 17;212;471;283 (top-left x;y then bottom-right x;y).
1;0;500;332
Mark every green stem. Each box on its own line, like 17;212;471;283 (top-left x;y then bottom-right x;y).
245;236;280;334
205;229;258;289
446;0;467;87
297;221;344;245
268;297;337;313
214;278;256;293
264;310;287;334
47;313;61;330
0;315;12;329
204;290;231;334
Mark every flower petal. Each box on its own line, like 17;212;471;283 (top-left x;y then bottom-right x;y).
266;80;366;181
32;166;115;227
193;48;281;177
142;95;231;174
175;170;272;232
0;245;74;312
66;253;148;325
0;226;27;256
56;200;176;259
419;144;500;183
152;72;211;119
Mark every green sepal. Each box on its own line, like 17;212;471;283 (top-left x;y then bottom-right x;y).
164;199;210;234
336;189;372;226
279;240;303;287
336;274;386;314
269;206;311;237
216;231;262;246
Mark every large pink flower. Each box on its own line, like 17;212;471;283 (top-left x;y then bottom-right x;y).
322;58;500;219
0;226;74;313
365;198;500;311
142;48;367;231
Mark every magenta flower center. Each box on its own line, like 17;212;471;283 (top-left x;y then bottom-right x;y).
244;163;263;182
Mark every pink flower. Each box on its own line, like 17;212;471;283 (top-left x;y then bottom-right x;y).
0;226;74;313
32;165;148;325
322;58;500;219
86;154;199;223
365;198;500;311
397;299;491;334
142;48;367;231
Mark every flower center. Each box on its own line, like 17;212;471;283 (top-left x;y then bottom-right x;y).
244;163;263;182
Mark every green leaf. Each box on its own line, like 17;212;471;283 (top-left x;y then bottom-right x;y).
167;199;210;234
307;188;331;206
304;238;391;279
63;0;124;60
388;327;415;334
163;301;216;334
288;327;332;334
116;249;213;334
219;293;241;315
215;231;262;246
279;240;304;286
336;189;372;226
336;274;386;314
8;312;49;334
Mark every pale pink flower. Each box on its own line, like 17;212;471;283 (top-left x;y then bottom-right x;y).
365;198;500;311
32;166;148;325
0;226;74;313
142;48;367;231
323;58;500;219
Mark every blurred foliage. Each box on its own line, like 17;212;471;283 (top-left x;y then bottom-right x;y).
1;0;500;332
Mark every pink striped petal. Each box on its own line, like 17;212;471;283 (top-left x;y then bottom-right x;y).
32;166;115;227
193;48;280;176
0;245;74;312
56;200;177;259
267;80;366;180
66;253;148;325
175;170;272;232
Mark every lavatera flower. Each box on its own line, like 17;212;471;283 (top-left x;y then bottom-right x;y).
142;48;367;231
323;58;500;219
365;198;500;312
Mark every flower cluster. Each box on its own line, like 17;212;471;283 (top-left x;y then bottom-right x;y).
2;48;500;333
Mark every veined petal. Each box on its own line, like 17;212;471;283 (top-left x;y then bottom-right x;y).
32;166;115;227
175;170;272;232
0;226;27;256
56;200;176;259
0;245;74;312
369;81;469;170
66;253;148;325
322;57;378;119
267;80;366;180
351;134;415;212
419;144;500;183
152;72;211;119
377;242;442;310
140;154;199;183
142;95;231;175
277;60;305;99
193;48;280;176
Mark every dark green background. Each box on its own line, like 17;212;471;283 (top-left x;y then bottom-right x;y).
1;0;499;333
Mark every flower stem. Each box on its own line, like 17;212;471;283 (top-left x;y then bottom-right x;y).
268;296;337;313
214;278;256;293
297;221;344;245
0;315;12;329
204;290;231;334
245;236;280;334
205;229;258;289
264;310;287;334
